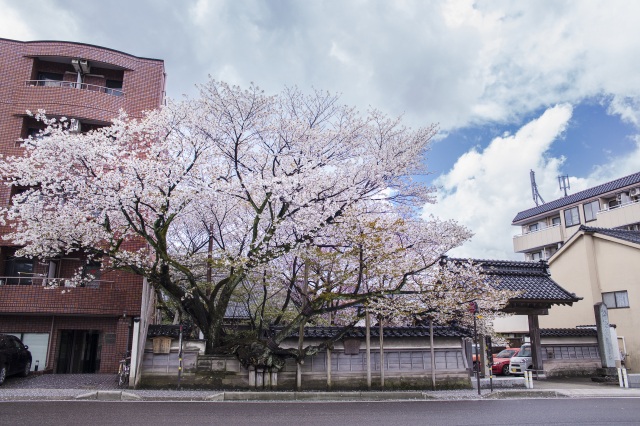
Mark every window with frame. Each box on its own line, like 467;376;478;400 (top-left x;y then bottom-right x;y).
528;223;539;232
5;256;34;284
530;251;543;261
583;200;600;222
551;216;561;226
564;206;580;227
82;260;102;288
602;291;629;309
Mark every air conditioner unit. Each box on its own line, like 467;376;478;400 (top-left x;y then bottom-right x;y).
630;187;640;197
79;60;90;74
71;58;91;74
69;119;81;133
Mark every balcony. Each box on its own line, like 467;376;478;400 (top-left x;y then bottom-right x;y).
0;275;110;287
16;80;126;123
25;80;124;97
513;223;563;253
0;275;142;316
594;199;640;228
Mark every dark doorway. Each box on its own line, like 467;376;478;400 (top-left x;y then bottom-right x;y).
56;330;102;373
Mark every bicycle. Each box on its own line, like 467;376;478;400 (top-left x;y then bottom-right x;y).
117;352;131;387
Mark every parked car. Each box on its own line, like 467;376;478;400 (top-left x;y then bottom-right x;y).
491;348;520;376
509;343;532;375
471;344;480;372
0;334;32;385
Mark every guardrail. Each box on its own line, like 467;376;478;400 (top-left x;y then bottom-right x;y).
0;275;113;288
25;80;124;97
513;223;560;239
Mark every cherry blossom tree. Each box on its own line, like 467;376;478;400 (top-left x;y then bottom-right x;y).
0;80;512;368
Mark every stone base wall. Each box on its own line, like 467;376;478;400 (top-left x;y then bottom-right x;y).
543;359;602;377
139;351;471;390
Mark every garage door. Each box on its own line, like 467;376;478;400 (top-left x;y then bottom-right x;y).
8;333;49;371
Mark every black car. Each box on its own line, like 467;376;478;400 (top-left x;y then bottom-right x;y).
0;334;32;385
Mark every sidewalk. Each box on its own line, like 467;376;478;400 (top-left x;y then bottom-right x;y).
1;374;639;402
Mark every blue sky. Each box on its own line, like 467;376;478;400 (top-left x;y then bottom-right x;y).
2;0;640;259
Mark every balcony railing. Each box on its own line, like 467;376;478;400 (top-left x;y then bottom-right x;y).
0;275;112;288
513;223;561;238
25;80;124;97
595;198;640;228
513;223;563;253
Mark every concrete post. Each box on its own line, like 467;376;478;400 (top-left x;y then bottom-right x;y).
249;366;255;388
594;303;616;370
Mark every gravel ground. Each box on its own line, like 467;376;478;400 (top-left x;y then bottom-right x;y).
1;373;119;390
0;374;486;401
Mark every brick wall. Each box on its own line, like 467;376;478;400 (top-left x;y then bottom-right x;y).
0;37;166;214
0;37;165;375
0;314;131;373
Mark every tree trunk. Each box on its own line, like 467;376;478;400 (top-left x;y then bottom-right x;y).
204;272;245;353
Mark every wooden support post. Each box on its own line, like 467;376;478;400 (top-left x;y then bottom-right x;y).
327;310;332;390
296;259;310;391
327;347;332;390
379;317;384;389
528;314;542;371
430;319;436;391
365;310;371;390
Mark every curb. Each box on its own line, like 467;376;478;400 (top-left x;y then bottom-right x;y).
4;387;640;402
483;390;563;399
75;391;141;401
220;391;426;401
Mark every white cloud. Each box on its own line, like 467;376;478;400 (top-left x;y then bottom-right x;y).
3;1;640;134
0;1;34;40
0;0;80;42
2;0;640;262
422;104;574;259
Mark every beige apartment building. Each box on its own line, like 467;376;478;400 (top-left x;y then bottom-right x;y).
509;172;640;372
512;171;640;261
539;226;640;372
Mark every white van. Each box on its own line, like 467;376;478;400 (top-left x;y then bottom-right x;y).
509;343;532;375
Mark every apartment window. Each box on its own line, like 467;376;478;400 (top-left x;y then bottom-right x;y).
36;72;64;87
583;200;600;222
602;291;629;309
528;223;539;232
82;260;102;288
5;256;34;285
530;251;543;261
564;206;580;227
105;79;124;96
551;217;561;226
9;186;31;205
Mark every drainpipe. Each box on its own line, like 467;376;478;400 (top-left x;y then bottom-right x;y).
129;317;140;387
46;316;55;370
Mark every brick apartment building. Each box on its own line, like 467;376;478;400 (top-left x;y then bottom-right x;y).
0;38;165;374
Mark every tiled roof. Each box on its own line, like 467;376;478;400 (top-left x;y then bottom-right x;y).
540;328;597;337
277;325;472;339
580;226;640;245
225;302;250;319
512;171;640;223
445;257;580;303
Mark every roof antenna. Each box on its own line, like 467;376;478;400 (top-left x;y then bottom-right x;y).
558;175;570;197
530;170;545;206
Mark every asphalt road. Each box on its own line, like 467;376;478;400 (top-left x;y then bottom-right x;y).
1;398;639;426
